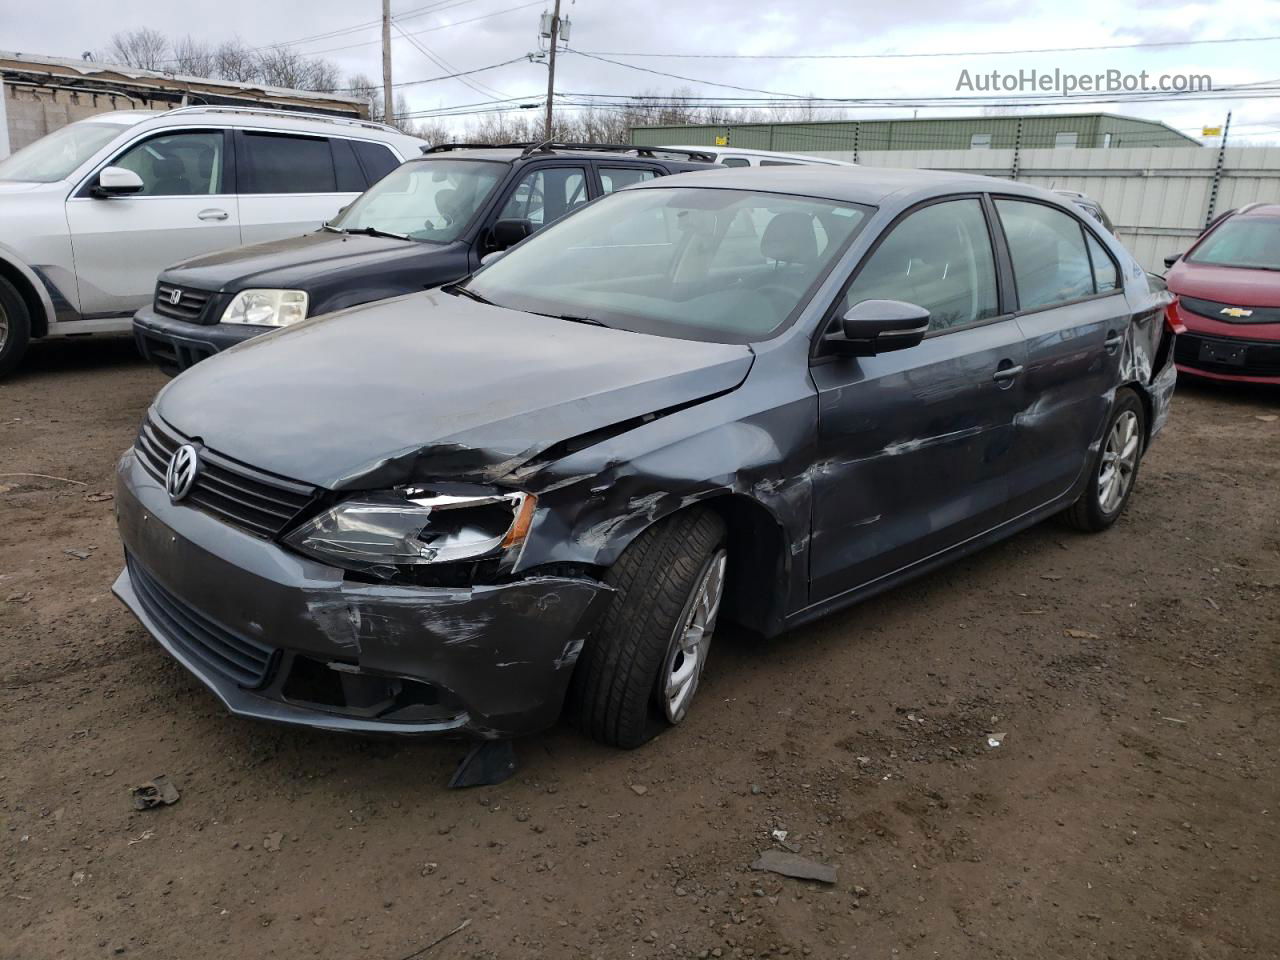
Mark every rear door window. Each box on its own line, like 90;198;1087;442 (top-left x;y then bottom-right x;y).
720;156;750;168
238;132;336;194
995;199;1095;309
841;198;1000;332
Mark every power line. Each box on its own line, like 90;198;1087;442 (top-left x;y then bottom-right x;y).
392;21;514;99
561;52;1280;108
301;0;544;56
256;0;493;53
580;33;1280;61
570;51;811;99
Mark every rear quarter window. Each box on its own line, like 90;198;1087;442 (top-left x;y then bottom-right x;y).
353;141;401;185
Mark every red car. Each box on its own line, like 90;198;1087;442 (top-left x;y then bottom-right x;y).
1166;203;1280;384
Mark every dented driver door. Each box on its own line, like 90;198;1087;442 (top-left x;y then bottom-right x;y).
807;321;1028;603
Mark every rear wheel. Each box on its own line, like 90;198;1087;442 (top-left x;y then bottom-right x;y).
568;508;727;748
0;276;33;380
1063;388;1145;532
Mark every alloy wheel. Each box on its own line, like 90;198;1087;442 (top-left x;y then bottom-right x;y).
1098;410;1140;514
661;548;727;723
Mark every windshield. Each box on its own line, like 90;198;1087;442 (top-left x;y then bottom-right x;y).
330;158;506;242
0;122;123;183
463;187;871;342
1188;217;1280;271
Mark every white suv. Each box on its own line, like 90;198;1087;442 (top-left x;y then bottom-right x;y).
0;106;424;377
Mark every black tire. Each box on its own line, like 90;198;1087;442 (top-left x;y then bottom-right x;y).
1063;387;1146;533
568;508;728;749
0;275;33;381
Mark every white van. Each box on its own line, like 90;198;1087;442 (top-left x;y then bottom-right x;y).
657;145;854;168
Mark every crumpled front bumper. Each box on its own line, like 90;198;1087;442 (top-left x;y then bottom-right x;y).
112;449;612;737
133;306;265;374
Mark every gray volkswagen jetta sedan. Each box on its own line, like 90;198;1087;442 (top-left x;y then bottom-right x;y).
113;167;1177;748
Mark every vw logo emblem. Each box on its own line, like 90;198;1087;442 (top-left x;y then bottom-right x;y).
165;444;200;502
168;288;183;306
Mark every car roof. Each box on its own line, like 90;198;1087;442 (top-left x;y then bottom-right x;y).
1234;203;1280;219
631;164;1055;208
74;106;419;145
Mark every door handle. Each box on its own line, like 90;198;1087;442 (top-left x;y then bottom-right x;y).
1104;330;1123;354
197;208;229;221
992;361;1023;385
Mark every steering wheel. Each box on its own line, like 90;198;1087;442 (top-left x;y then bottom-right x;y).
754;284;798;317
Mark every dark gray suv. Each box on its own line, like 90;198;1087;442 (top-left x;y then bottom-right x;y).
112;166;1177;749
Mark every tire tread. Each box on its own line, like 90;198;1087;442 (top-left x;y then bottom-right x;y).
568;508;725;748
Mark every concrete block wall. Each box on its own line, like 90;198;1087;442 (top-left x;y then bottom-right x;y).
3;82;167;156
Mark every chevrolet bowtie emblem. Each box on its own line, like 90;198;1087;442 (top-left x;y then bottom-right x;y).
1219;306;1253;318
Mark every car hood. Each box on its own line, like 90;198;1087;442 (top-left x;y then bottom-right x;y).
0;180;61;194
155;290;754;490
1168;261;1280;307
164;231;437;291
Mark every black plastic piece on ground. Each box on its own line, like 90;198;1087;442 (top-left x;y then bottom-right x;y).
447;739;518;788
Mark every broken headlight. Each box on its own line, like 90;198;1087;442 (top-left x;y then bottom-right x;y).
283;489;536;578
220;289;308;327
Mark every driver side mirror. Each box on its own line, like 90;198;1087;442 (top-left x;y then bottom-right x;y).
1163;252;1182;269
491;218;533;250
825;300;930;356
91;166;144;198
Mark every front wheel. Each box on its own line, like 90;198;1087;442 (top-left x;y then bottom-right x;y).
0;276;32;381
1063;388;1146;532
568;508;728;748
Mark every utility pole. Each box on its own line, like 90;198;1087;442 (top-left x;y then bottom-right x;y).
381;0;394;126
543;0;562;139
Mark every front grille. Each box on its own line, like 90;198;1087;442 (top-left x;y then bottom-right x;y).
1180;296;1280;325
1175;332;1280;377
134;415;318;539
128;555;276;688
154;282;215;323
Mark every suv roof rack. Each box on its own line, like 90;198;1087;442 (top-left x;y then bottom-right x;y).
503;141;717;162
162;105;404;135
421;142;500;153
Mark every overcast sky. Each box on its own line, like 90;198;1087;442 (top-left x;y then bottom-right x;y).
5;0;1280;142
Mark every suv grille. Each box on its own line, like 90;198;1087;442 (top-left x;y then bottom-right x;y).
128;555;276;689
154;283;215;323
134;415;318;539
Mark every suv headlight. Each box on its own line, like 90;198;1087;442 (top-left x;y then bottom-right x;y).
220;289;308;327
283;488;536;579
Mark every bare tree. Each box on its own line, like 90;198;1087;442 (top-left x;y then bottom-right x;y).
170;36;216;78
102;28;169;71
255;46;324;90
212;39;260;83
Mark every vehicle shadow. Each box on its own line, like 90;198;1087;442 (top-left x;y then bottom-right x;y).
5;335;150;384
1175;372;1280;406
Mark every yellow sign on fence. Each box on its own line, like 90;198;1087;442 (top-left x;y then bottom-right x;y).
715;136;728;146
1202;126;1222;137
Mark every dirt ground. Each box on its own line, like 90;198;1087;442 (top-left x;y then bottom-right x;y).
1;336;1277;960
